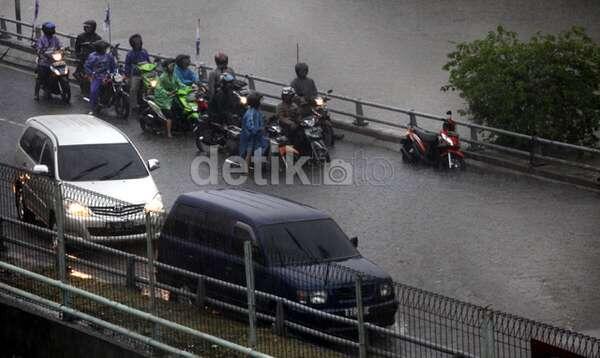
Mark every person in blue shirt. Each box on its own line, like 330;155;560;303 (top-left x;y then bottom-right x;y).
34;22;62;100
239;91;268;170
124;34;150;112
174;54;199;86
84;40;116;113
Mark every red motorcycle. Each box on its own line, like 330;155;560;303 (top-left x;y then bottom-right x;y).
400;118;465;170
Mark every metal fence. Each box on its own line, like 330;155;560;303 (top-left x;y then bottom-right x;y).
1;13;600;182
0;162;598;357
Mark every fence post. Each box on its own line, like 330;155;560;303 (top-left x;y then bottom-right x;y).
247;76;256;91
353;99;369;127
0;17;8;39
273;299;285;336
481;309;496;358
125;256;136;290
529;135;539;167
0;218;6;253
243;240;257;348
409;109;417;127
145;212;160;341
53;181;71;320
195;276;206;308
355;274;368;358
14;0;21;40
470;126;479;151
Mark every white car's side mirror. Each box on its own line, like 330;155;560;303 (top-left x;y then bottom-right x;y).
32;164;49;175
148;159;160;171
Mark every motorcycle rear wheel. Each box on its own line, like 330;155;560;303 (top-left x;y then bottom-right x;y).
115;94;130;119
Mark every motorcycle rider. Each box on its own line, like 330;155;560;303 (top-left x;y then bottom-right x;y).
34;22;62;101
208;73;240;125
240;91;268;170
290;62;343;142
276;86;301;143
84;40;116;114
174;54;199;86
74;20;102;93
154;59;184;138
207;52;235;99
124;34;150;112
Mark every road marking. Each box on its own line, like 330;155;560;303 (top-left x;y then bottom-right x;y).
0;61;35;77
0;118;25;127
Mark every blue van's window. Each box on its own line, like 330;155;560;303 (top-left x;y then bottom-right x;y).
260;219;359;265
163;204;228;253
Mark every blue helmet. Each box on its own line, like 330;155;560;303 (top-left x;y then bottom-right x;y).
41;22;56;36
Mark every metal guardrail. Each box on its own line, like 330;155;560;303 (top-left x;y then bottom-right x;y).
1;14;599;179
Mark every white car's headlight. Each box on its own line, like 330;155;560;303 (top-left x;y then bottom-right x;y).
65;200;91;217
380;283;392;297
144;193;164;213
297;290;327;305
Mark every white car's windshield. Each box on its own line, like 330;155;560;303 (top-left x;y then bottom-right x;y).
58;143;148;181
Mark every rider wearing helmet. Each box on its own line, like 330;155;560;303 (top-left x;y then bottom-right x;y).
154;58;184;138
74;20;102;85
84;40;116;113
125;34;151;112
174;54;199;86
240;91;268;169
207;52;235;99
290;62;318;101
208;72;240;125
276;86;301;138
34;22;62;100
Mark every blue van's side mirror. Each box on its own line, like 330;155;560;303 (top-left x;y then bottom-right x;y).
350;237;358;248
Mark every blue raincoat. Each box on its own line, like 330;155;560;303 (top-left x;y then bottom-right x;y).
239;107;268;157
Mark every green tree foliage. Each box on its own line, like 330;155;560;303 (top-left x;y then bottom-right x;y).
442;26;600;146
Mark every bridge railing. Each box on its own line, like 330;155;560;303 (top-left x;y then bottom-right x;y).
1;14;600;182
1;162;599;357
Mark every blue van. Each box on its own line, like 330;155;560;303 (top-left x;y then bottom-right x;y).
156;189;398;328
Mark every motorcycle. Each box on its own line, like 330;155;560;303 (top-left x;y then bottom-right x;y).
36;48;71;103
311;90;336;146
87;68;130;119
140;84;206;134
194;80;248;153
400;123;465;170
297;115;331;163
136;61;160;108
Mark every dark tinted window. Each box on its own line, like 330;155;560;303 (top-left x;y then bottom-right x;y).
40;141;55;175
260;219;359;266
58;143;148;181
20;128;46;162
162;204;228;252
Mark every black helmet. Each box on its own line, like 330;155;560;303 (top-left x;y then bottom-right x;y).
281;86;295;100
129;34;143;49
93;40;110;53
247;90;263;108
214;52;228;68
175;54;191;68
295;62;309;78
83;20;97;33
162;58;175;69
41;22;56;37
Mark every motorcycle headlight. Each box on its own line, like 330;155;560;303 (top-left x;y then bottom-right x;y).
52;53;63;61
65;200;91;217
149;79;158;88
113;74;124;83
144;193;164;214
380;283;392;297
314;97;324;106
296;290;327;305
240;96;247;105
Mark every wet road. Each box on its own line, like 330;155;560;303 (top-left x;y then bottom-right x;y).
2;0;599;124
0;65;599;335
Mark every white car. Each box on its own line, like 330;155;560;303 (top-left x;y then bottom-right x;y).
14;114;163;243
